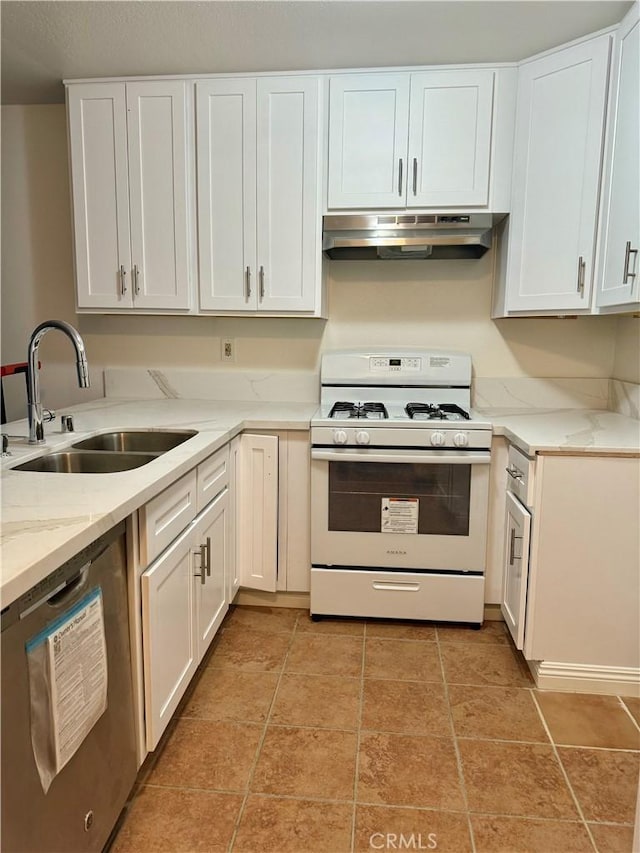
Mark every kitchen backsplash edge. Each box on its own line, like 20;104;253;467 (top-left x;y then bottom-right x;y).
103;368;638;418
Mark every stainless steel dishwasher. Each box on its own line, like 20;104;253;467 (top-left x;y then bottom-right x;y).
1;521;137;852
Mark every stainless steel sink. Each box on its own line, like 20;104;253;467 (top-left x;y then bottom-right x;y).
71;429;197;453
13;451;159;474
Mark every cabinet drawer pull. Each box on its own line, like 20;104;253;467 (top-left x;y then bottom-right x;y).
505;465;523;481
245;266;251;300
623;241;638;285
133;264;141;296
576;256;586;295
412;158;418;195
372;581;420;592
119;265;127;296
398;158;403;196
259;266;265;300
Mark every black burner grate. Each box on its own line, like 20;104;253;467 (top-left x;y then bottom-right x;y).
405;403;470;420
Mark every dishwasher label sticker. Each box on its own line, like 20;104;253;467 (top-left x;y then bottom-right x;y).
26;586;108;792
381;498;419;534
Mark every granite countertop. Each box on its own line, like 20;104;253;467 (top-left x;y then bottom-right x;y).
0;397;317;607
479;408;640;456
2;394;639;609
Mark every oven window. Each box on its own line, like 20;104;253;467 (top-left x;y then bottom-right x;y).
328;461;471;535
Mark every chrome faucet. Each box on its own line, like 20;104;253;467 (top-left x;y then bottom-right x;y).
27;320;90;443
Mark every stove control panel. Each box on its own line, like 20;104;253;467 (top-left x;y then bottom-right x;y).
314;426;492;450
369;356;421;373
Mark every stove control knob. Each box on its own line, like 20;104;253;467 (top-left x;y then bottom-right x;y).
430;431;446;447
355;430;370;445
333;429;348;445
453;432;469;448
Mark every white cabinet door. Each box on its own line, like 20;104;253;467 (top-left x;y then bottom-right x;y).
597;7;640;310
126;81;191;310
237;433;278;592
327;73;410;208
501;491;531;650
68;80;192;312
256;76;321;312
141;525;197;750
227;436;242;602
67;83;132;309
193;488;229;660
407;70;494;207
196;78;257;311
505;35;611;313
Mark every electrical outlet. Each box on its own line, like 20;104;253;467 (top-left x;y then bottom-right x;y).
222;338;235;362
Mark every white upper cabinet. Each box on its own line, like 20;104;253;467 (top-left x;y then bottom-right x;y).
407;70;494;207
327;68;502;210
67;81;192;312
197;76;323;315
596;4;640;311
496;34;612;315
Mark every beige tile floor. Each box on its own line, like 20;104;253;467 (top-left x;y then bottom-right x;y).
112;606;640;853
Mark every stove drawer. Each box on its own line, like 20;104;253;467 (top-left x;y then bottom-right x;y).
310;567;484;623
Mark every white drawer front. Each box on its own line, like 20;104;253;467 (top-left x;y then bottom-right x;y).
197;444;229;511
140;471;198;565
311;568;484;623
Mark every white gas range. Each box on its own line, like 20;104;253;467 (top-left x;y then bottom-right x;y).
310;349;492;625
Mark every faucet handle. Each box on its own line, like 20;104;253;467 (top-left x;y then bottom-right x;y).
1;434;9;456
42;409;56;423
61;414;74;433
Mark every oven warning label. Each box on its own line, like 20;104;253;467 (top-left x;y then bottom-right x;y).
381;498;419;534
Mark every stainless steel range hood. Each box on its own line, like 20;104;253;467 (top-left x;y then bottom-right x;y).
323;213;501;260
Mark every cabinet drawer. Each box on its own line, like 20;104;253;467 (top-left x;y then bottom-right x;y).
140;471;198;565
506;445;535;508
197;444;229;511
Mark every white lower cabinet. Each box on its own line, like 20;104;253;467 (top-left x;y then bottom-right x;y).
501;490;531;650
141;522;198;751
235;433;279;592
141;446;230;750
500;450;640;692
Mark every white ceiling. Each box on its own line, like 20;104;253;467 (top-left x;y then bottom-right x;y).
1;0;633;105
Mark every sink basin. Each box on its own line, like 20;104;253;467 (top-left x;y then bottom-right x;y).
72;429;197;453
13;451;159;474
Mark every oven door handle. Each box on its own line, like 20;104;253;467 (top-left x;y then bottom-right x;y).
311;449;492;465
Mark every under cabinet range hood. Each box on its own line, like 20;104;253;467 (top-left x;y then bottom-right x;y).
322;213;500;260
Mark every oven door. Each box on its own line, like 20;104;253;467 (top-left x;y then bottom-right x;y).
311;447;490;572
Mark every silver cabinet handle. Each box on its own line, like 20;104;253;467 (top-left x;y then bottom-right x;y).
259;266;265;300
245;266;251;300
412;158;418;195
133;264;141;296
193;543;207;584
398;158;403;196
119;265;127;296
205;536;211;577
623;241;638;285
577;256;586;295
509;527;523;565
509;528;516;565
505;465;523;480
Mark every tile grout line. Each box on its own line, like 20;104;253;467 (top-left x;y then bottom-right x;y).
529;688;599;853
435;626;477;853
225;614;302;853
349;623;368;853
617;694;640;734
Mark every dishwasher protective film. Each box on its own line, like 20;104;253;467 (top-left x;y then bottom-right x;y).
26;586;108;793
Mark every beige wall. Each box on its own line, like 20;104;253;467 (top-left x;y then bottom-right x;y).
612;317;640;384
1;104;630;423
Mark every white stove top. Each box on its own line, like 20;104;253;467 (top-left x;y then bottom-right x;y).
312;348;491;448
